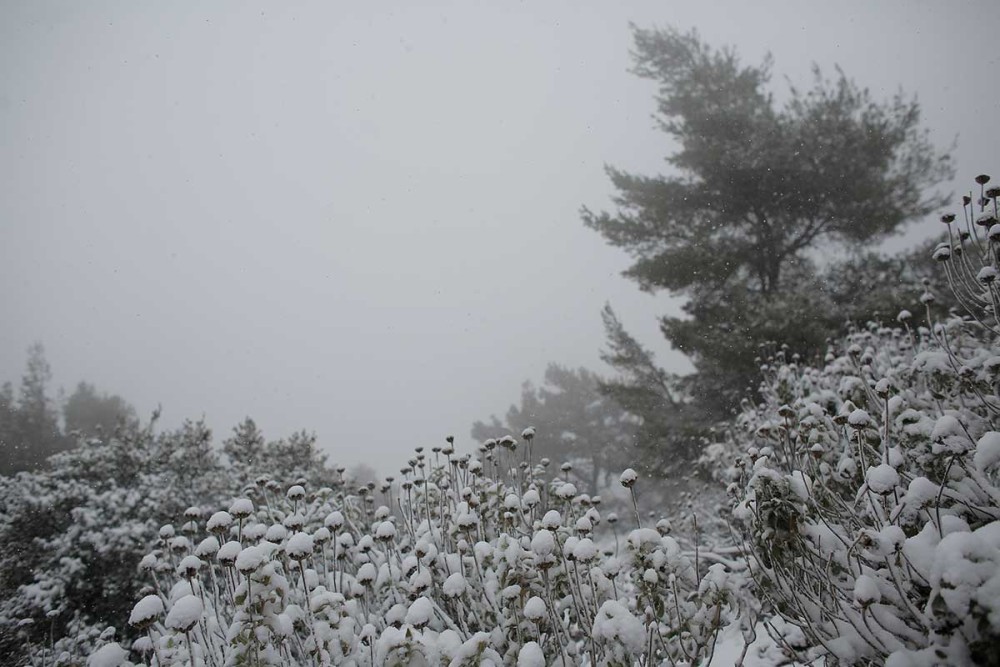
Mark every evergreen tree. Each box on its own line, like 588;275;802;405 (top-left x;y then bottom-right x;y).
63;382;136;439
0;343;67;474
581;27;953;468
222;417;267;489
582;26;952;298
472;364;636;493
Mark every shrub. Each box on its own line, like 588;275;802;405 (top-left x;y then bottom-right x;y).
91;439;748;665
726;176;1000;665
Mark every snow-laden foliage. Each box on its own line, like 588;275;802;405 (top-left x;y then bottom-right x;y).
0;416;340;664
726;247;1000;663
89;438;749;666
22;174;998;666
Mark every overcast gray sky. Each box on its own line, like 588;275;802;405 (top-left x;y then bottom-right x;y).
2;0;998;472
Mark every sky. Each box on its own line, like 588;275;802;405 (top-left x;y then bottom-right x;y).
2;0;999;472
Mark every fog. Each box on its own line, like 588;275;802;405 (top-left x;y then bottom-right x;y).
2;0;998;472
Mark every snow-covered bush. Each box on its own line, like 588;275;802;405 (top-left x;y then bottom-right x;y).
727;177;1000;665
0;416;342;664
91;434;749;665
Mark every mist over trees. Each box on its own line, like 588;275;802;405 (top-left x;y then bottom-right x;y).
472;365;636;494
580;27;952;474
4;10;998;665
0;344;67;475
0;345;140;476
474;28;953;480
63;382;137;440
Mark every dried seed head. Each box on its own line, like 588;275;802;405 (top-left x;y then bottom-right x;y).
932;244;952;262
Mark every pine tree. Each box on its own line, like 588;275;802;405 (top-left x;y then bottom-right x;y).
472;364;636;492
581;27;953;467
582;26;952;299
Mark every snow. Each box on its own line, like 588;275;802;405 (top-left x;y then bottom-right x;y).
517;641;545;667
626;528;662;551
405;596;434;627
176;554;203;576
165;594;203;632
128;594;164;627
286;532;315;559
592;600;645;652
931;414;963;440
206;511;233;532
853;574;881;606
554;482;577;499
324;510;345;529
540;510;561;529
217;540;242;565
375;521;396;541
229;498;254;517
932;414;972;453
194;536;220;558
619;468;638;487
530;530;555;557
848;408;871;429
866;464;899;494
442;572;466;598
235;545;268;573
356;562;377;585
573;538;597;562
266;524;288;543
87;642;128;667
523;596;547;621
975;431;1000;470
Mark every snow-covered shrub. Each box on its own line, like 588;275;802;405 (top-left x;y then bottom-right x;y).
93;433;749;665
727;178;1000;665
0;416;343;664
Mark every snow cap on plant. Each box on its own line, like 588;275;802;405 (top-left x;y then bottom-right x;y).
977;266;998;284
194;536;220;558
235;544;268;573
324;510;344;530
228;498;254;519
523;596;547;622
164;594;202;633
217;541;241;566
286;532;315;560
932;243;952;261
375;521;396;542
853;575;881;608
176;555;203;578
138;554;157;573
847;408;872;430
128;595;164;630
205;511;234;538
